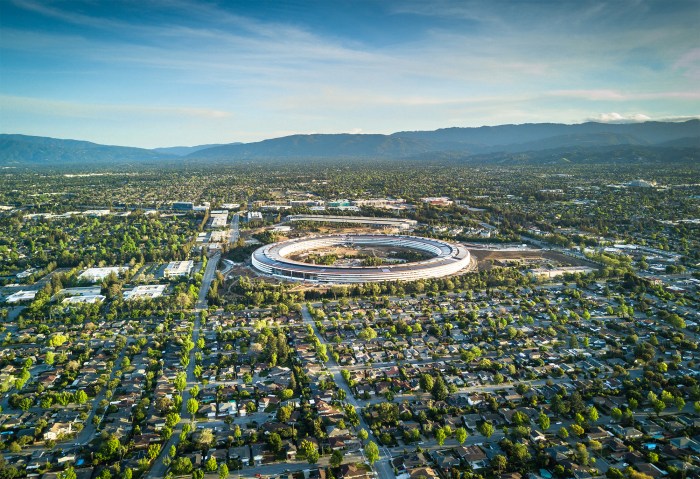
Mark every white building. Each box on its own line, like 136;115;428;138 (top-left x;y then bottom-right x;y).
62;295;105;305
4;290;37;303
164;260;194;278
54;286;102;298
531;266;596;279
123;284;166;300
78;267;128;283
421;196;453;206
247;211;263;222
209;210;229;229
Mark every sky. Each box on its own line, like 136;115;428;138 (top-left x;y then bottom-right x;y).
1;0;699;148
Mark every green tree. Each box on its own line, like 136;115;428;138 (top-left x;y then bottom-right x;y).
187;398;199;420
358;429;368;441
330;449;344;467
166;412;181;428
610;407;623;421
419;373;434;392
365;441;380;465
18;397;32;411
588;406;599;423
674;396;685;412
169;457;193;475
147;444;160;461
435;428;446;446
74;389;89;404
653;399;666;415
204;455;217;472
431;375;449;401
538;413;550;430
455;427;467;445
300;440;319;464
512;443;530;463
492;455;507;474
574;443;589;466
268;433;282;453
218;463;229;479
479;422;494;438
58;467;77;479
277;404;293;422
174;372;187;392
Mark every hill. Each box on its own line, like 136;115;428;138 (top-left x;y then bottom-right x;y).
1;120;697;166
153;144;229;156
189;134;433;159
0;134;172;166
187;120;699;159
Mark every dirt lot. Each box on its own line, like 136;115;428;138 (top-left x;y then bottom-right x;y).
471;248;598;271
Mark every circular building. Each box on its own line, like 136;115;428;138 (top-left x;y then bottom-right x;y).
251;234;470;284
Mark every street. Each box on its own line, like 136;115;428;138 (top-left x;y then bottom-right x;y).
147;252;220;478
301;304;395;479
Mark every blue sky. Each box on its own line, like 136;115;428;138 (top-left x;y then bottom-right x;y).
1;0;699;148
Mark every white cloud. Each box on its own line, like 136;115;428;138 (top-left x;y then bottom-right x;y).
590;112;651;123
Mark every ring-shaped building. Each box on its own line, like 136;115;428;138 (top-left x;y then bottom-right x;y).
251;234;470;284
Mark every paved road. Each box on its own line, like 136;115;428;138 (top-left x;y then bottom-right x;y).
197;252;221;310
75;345;129;445
147;254;219;478
229;213;240;246
301;305;395;479
147;310;204;478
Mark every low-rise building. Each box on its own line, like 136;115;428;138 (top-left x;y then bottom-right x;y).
78;266;128;283
123;284;166;300
163;261;193;278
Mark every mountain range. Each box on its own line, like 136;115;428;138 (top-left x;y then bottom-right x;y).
1;120;698;167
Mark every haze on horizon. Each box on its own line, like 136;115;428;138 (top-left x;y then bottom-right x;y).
1;0;699;149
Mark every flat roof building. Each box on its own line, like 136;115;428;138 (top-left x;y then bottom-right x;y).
123;284;166;300
285;214;417;230
164;260;194;278
62;295;105;305
78;267;128;283
247;211;263;222
4;290;37;303
209;210;229;229
530;266;596;279
52;286;102;301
